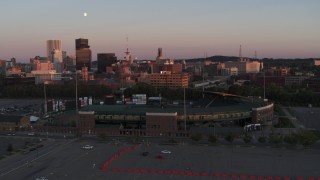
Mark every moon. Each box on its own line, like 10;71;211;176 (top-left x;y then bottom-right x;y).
83;12;87;17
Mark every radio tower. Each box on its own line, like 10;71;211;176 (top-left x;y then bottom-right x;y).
255;50;257;60
124;34;132;64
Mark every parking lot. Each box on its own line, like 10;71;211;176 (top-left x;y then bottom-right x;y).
0;99;43;116
292;107;320;131
0;135;41;156
1;138;319;180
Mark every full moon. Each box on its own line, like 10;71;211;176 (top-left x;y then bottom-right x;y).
83;12;87;17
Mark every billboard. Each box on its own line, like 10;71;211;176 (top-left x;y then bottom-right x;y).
132;94;147;105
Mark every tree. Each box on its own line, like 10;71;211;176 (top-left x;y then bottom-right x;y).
225;133;234;143
243;133;252;144
258;136;267;143
7;144;13;152
98;133;107;142
208;135;218;144
283;134;299;145
297;130;318;147
191;134;202;142
269;133;283;146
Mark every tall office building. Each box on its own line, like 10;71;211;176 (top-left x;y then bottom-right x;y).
97;53;117;73
47;40;63;72
156;48;164;63
47;40;63;63
75;38;92;71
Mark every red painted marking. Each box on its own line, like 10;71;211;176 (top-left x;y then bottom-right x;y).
157;170;163;174
201;172;208;176
180;171;185;175
221;173;228;178
214;173;220;177
232;174;239;179
173;170;179;175
308;177;315;180
101;167;108;171
241;175;248;179
187;172;192;176
193;172;199;176
297;176;304;180
258;176;265;180
284;176;290;180
149;169;155;174
165;170;171;174
266;176;273;180
275;176;281;180
250;175;256;180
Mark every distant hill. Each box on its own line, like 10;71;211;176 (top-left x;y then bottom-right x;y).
182;55;240;63
177;56;317;68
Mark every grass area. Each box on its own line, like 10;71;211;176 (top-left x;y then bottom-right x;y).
274;105;286;116
286;107;295;116
310;130;320;140
274;117;295;128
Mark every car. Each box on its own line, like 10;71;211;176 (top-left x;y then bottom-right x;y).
35;177;48;180
28;132;35;136
7;133;15;136
29;147;36;151
36;144;44;148
142;151;149;156
82;145;93;149
161;150;171;154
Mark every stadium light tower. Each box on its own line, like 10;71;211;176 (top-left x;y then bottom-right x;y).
43;81;48;114
184;88;187;131
75;72;78;112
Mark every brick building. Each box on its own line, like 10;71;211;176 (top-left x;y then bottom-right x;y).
149;72;188;89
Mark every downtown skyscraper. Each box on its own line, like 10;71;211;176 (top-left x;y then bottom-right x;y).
75;38;92;71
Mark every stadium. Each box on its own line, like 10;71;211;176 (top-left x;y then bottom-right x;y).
71;91;274;137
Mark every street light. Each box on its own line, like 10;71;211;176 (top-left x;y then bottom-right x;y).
184;88;187;131
43;81;48;114
75;71;79;112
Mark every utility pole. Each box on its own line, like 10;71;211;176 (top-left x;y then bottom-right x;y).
184;88;187;131
75;72;78;112
43;81;47;114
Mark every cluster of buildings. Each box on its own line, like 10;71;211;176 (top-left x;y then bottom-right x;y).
2;38;318;92
0;39;189;89
1;40;320;137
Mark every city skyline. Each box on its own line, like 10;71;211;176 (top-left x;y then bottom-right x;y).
1;0;320;62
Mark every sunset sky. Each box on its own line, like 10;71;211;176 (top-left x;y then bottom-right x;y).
1;0;319;62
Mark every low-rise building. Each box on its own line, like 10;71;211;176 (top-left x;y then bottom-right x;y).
0;115;30;131
149;72;188;89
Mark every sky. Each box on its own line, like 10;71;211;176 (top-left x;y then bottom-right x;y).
0;0;320;62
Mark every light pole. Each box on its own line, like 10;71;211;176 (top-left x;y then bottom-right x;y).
43;81;47;114
75;72;78;112
184;88;187;131
263;71;266;99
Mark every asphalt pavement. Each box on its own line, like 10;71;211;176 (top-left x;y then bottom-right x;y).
1;138;319;180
